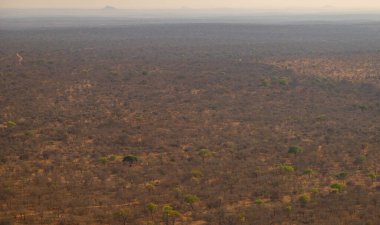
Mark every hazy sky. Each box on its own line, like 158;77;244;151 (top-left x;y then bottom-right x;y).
2;0;380;9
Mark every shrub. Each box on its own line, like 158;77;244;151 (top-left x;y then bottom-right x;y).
361;142;369;150
25;130;33;136
280;164;295;172
298;194;310;206
288;145;303;155
260;78;271;87
278;77;289;85
110;70;120;76
255;198;264;205
354;155;366;164
330;183;346;192
145;182;155;192
368;172;377;182
316;114;328;121
98;157;108;165
335;172;348;180
303;168;314;176
239;213;246;223
6;121;16;128
184;194;200;209
109;154;117;161
135;114;143;121
358;105;369;111
191;169;203;178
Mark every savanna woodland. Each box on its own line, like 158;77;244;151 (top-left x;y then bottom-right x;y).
1;21;380;225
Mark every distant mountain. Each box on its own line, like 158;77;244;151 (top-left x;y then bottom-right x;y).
102;6;117;10
321;5;336;11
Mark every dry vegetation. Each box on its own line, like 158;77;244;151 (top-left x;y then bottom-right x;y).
0;22;380;225
262;53;380;84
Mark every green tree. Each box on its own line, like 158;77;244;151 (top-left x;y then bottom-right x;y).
368;172;377;183
184;194;199;209
147;203;158;220
298;194;310;207
162;205;181;225
114;207;132;225
303;168;314;178
288;145;304;155
123;155;138;166
198;149;212;162
330;183;346;192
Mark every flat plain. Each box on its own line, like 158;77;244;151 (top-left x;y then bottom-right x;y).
1;18;380;224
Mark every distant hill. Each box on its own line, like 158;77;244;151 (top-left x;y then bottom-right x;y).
102;5;117;10
321;5;336;11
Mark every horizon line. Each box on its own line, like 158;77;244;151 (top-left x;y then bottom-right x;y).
2;6;380;11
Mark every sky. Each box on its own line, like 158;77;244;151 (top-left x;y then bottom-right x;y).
1;0;380;9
